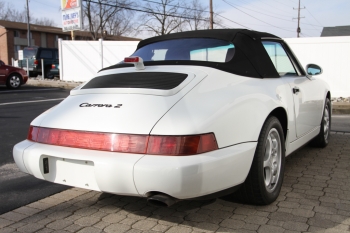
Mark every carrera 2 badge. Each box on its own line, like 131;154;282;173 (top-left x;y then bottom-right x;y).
79;103;123;108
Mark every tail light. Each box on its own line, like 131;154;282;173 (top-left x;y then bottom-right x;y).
27;126;218;155
51;64;56;69
34;60;39;65
147;134;217;155
27;126;148;154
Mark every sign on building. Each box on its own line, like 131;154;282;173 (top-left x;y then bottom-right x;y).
61;0;82;32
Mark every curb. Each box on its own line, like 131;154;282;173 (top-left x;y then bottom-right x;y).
332;102;350;115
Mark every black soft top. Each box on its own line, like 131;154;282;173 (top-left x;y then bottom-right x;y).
102;29;282;78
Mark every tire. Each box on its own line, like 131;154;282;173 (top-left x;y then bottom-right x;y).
29;71;38;78
6;74;22;89
311;98;331;148
45;67;54;79
233;116;285;205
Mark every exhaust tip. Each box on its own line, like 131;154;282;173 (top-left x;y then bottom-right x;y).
147;199;169;207
147;193;177;207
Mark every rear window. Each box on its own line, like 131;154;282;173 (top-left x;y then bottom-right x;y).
23;47;38;59
132;38;235;63
40;50;53;59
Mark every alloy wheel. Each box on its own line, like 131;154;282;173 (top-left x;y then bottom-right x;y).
323;104;330;141
263;128;282;193
9;75;21;88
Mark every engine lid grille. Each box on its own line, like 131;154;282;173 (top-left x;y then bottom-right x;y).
82;72;188;90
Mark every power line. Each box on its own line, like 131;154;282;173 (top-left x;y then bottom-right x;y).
224;0;322;28
251;0;295;16
237;0;294;18
272;0;295;8
82;0;210;22
305;8;323;27
215;13;251;29
223;0;294;21
31;0;58;9
223;0;295;33
83;0;251;30
140;0;211;13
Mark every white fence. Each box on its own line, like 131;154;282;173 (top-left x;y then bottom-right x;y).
285;36;350;97
58;36;350;97
58;39;138;82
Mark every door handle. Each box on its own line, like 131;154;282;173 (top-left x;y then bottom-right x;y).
293;87;300;94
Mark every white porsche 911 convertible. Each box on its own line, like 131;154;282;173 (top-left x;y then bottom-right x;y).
14;29;331;206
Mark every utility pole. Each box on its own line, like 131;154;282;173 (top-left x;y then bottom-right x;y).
293;0;305;38
209;0;213;29
26;0;31;46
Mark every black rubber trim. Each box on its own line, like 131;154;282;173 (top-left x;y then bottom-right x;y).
82;72;188;90
189;184;242;200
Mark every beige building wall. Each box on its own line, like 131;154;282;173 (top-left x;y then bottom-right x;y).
0;27;9;64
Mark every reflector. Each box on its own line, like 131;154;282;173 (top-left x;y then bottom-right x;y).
27;126;218;155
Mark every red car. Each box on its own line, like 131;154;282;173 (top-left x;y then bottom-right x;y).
0;60;28;89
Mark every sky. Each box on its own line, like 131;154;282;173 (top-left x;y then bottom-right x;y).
1;0;350;39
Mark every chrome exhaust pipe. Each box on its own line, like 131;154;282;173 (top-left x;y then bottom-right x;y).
147;194;178;207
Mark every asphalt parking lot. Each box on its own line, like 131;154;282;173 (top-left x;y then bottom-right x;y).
1;85;350;233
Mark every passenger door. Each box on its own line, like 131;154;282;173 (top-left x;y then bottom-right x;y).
262;41;323;139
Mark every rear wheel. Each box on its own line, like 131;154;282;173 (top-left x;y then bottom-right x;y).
29;71;38;77
6;74;22;89
45;66;54;79
233;116;285;205
311;98;331;148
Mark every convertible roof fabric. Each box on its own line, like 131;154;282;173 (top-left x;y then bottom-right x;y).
102;29;281;78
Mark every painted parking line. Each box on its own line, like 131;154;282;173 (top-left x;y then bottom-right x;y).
0;98;65;106
0;88;61;93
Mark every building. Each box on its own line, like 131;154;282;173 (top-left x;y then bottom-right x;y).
321;26;350;37
0;20;140;65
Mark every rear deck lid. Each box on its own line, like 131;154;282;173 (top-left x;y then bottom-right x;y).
34;66;208;134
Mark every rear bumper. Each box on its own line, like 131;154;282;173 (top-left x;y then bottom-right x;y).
13;140;256;199
50;69;59;76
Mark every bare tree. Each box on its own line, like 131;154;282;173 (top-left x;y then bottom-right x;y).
106;8;135;37
83;0;135;40
33;17;56;27
139;0;189;36
187;0;209;31
0;0;56;26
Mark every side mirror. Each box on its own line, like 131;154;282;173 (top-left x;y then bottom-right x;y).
306;64;322;76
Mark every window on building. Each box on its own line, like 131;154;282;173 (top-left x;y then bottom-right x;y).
14;30;20;37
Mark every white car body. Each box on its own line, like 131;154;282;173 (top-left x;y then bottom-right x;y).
13;29;331;204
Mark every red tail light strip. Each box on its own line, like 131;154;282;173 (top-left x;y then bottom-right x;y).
27;126;218;156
